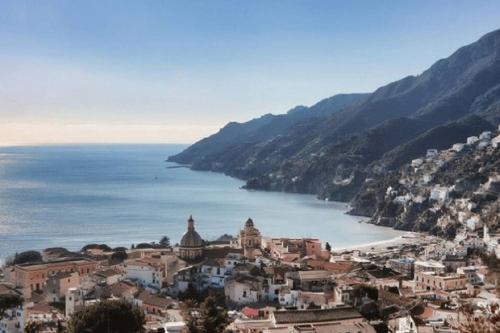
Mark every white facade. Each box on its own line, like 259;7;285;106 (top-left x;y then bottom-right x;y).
125;263;163;290
430;186;449;203
66;287;85;317
0;307;24;333
451;143;465;152
426;149;438;157
466;136;479;145
411;159;423;168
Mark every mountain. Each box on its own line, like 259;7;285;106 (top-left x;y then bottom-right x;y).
169;29;500;206
349;127;500;237
169;93;369;167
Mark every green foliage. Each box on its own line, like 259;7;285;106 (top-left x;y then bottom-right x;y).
67;300;145;333
352;284;379;305
24;321;43;333
159;236;170;247
135;243;154;249
199;297;228;333
325;242;332;252
182;297;228;333
10;251;42;265
110;250;128;264
0;294;23;317
81;244;112;252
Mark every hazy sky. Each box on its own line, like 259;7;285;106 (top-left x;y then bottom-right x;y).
1;1;500;145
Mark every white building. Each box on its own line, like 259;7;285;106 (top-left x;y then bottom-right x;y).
492;134;500;149
426;149;438;158
479;131;492;140
66;287;85;317
224;275;263;304
466;136;479;145
125;260;165;291
411;158;423;168
451;143;465;152
430;186;449;203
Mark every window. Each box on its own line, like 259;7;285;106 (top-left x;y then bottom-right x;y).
243;291;247;298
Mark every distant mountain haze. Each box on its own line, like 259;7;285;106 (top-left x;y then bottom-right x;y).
169;28;500;202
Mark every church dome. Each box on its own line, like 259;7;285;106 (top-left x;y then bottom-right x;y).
180;215;203;248
245;218;254;229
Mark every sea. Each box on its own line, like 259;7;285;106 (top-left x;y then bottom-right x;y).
0;144;404;262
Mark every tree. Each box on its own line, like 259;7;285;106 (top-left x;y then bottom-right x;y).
135;243;154;249
159;236;170;248
325;242;332;252
182;297;227;333
199;296;228;333
10;251;42;265
0;294;23;317
67;300;145;333
81;244;112;252
110;250;128;264
24;321;42;333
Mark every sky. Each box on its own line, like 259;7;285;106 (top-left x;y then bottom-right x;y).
1;1;500;145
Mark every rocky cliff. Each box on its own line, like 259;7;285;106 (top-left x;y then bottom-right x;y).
169;29;500;231
350;128;500;237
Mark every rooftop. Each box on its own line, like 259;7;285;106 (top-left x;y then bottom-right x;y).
272;307;362;325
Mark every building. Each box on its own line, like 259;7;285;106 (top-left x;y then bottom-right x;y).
93;268;124;285
178;215;204;261
429;186;449;203
266;238;329;262
466;136;479;145
411;159;424;168
415;272;467;292
110;280;139;301
66;287;85;316
125;258;166;291
388;258;414;278
225;275;264;304
44;271;80;303
238;218;263;260
14;258;97;296
414;261;445;275
268;307;370;330
426;149;438;158
135;290;173;318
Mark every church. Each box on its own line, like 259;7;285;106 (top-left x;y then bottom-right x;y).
178;215;204;261
237;218;262;260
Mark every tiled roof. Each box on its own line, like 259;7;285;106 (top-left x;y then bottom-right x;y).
272;307;362;324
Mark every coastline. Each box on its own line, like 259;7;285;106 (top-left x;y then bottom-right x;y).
331;231;431;253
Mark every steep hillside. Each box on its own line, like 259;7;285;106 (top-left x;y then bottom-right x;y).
350;128;500;237
169;29;500;206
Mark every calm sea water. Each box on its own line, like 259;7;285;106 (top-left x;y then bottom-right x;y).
0;144;403;261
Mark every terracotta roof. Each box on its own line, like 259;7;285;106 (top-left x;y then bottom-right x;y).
137;291;171;308
0;284;19;296
28;302;57;314
272;307;362;324
95;268;121;278
110;281;137;297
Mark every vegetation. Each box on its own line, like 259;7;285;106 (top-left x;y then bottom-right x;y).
0;294;23;317
325;242;331;252
183;296;228;333
135;243;154;249
159;236;170;247
80;244;112;252
24;321;43;333
109;250;128;264
7;251;43;265
67;300;145;333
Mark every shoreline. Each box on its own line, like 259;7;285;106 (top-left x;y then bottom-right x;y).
331;232;430;253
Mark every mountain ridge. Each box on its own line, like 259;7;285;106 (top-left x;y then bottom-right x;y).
168;29;500;232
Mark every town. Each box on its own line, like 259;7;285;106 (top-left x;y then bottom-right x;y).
1;208;499;332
